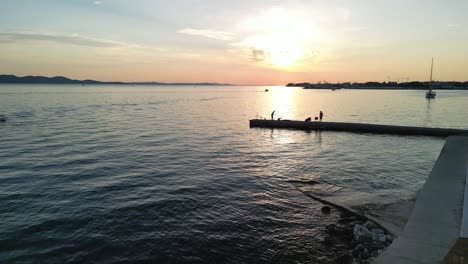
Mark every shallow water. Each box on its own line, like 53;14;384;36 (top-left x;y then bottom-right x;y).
1;85;466;263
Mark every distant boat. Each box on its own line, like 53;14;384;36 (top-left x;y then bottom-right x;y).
426;90;436;99
426;58;436;99
265;89;269;92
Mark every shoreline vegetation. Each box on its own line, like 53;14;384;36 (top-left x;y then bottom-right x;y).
0;74;233;86
287;81;468;90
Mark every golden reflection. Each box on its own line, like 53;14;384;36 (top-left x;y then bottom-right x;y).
270;87;295;120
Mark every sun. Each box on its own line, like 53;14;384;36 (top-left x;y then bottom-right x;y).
236;7;312;69
268;37;304;68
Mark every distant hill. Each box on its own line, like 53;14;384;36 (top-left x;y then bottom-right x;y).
0;75;233;86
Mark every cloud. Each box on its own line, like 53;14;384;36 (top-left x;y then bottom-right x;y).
447;23;460;27
251;49;267;62
0;32;123;47
94;1;103;5
177;28;233;40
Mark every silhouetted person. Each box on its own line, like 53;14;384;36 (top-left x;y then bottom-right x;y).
319;111;323;121
305;117;311;122
271;110;275;120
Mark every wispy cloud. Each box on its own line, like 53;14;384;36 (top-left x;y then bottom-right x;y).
447;23;460;27
0;32;123;47
251;49;266;62
94;1;103;5
177;28;233;40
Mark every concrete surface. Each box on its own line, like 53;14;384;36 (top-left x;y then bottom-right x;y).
249;119;468;137
374;135;468;264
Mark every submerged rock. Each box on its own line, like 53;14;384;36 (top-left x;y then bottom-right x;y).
326;224;350;238
335;253;353;264
321;205;331;213
351;244;361;257
362;248;370;259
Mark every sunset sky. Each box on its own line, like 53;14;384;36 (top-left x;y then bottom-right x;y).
1;0;467;85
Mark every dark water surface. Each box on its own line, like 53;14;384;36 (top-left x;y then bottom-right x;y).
1;85;467;263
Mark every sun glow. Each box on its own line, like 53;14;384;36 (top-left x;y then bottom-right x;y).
236;8;313;69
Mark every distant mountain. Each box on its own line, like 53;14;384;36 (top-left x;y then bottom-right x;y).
0;75;233;86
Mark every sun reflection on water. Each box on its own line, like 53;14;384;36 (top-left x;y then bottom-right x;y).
270;87;296;120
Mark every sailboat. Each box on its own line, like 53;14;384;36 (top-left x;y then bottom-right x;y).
425;58;436;99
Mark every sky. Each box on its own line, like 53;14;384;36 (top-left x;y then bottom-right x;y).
0;0;467;85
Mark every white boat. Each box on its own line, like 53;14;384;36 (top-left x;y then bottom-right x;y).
425;58;436;99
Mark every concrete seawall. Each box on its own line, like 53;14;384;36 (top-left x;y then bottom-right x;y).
374;135;468;263
249;119;468;137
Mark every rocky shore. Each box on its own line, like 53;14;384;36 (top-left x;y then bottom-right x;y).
288;179;400;263
321;207;394;264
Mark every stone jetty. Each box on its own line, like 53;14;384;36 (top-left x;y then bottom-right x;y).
249;119;468;137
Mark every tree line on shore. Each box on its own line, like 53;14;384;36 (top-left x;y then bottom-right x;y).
286;81;468;90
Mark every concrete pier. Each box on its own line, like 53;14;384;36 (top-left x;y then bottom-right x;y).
374;135;468;263
249;119;468;137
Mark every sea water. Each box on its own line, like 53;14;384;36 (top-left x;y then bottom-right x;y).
1;85;467;263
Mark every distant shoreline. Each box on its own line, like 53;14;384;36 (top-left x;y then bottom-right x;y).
301;87;468;90
0;74;234;86
287;81;468;90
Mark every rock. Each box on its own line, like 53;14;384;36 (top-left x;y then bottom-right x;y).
321;205;331;213
370;228;385;235
369;241;386;250
353;224;370;237
354;224;373;243
364;220;378;230
362;248;370;259
338;217;353;224
385;234;394;243
362;257;375;264
340;210;355;218
326;224;351;240
351;244;361;258
372;233;387;243
356;232;373;243
335;253;353;264
378;235;386;243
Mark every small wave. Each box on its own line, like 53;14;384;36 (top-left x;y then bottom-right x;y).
198;97;224;102
11;110;36;118
110;103;138;106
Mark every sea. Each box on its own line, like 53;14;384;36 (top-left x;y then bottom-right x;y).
1;85;467;263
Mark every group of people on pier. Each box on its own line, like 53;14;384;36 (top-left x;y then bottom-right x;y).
270;110;324;121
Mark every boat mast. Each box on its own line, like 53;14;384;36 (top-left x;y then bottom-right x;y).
429;57;434;91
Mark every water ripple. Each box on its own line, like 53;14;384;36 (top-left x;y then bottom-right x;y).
0;85;461;263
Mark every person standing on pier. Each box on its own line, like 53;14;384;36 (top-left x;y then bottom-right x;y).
319;111;323;121
271;110;275;120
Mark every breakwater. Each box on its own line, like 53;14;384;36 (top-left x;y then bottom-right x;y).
374;135;468;263
249;119;468;137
